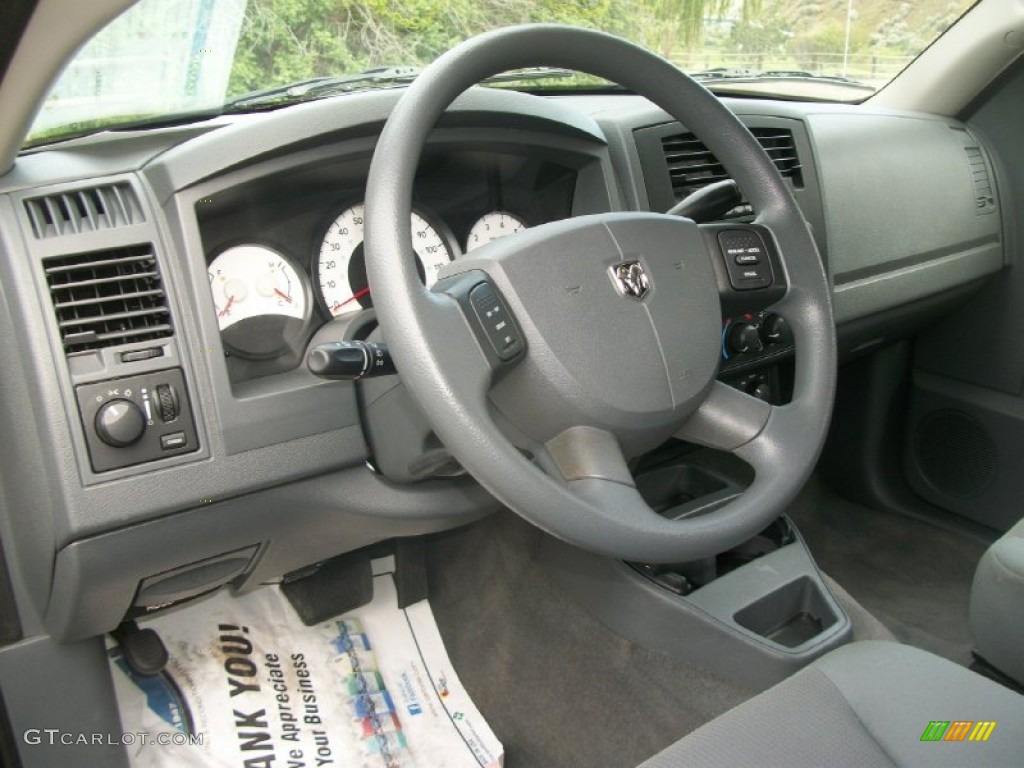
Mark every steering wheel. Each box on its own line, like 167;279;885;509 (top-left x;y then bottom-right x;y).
364;25;835;563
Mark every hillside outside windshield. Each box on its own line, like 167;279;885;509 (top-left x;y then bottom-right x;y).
27;0;977;147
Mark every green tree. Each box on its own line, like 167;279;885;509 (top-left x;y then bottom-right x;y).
730;14;787;68
228;0;763;96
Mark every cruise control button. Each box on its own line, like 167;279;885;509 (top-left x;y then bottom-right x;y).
469;282;524;361
160;431;187;450
718;229;774;290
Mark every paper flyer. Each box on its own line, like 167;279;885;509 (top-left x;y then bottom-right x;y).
107;572;503;768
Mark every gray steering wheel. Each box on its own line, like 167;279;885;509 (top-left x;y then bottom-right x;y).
364;25;836;563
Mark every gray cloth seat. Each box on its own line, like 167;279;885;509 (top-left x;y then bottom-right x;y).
641;640;1024;768
971;517;1024;684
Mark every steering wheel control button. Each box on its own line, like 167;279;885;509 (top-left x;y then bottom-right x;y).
75;367;200;473
307;341;396;380
95;399;146;447
469;282;523;361
719;229;773;290
160;431;188;451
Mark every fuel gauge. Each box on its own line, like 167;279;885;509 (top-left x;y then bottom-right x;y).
207;244;309;358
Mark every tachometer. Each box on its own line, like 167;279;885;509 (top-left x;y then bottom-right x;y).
317;203;455;318
466;211;527;252
207;244;308;358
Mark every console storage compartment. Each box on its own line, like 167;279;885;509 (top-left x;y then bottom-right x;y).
733;575;839;648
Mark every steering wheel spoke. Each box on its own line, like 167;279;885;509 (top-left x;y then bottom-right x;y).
542;425;635;486
540;425;674;534
675;381;772;452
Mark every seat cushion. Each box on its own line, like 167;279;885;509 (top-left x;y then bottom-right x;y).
641;641;1024;768
971;517;1024;683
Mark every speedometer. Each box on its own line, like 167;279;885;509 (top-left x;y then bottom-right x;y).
316;203;455;318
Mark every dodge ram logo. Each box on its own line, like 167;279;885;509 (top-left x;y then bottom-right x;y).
610;260;650;300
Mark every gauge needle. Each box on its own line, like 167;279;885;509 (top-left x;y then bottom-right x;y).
274;288;293;304
338;287;371;308
218;295;235;317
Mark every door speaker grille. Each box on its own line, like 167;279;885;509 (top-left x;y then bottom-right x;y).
914;410;995;498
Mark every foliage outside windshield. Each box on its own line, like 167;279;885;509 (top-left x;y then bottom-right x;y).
28;0;976;146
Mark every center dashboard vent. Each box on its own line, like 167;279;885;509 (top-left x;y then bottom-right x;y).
661;127;803;204
23;183;144;239
43;245;173;354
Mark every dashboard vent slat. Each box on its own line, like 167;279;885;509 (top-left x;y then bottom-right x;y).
43;245;173;354
660;127;803;211
23;183;144;239
964;147;996;215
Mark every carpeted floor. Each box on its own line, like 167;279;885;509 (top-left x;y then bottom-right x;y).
426;511;757;768
786;475;989;666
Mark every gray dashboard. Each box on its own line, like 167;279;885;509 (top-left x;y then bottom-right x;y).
0;85;1004;641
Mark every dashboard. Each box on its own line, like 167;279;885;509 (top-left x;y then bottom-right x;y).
0;85;1004;643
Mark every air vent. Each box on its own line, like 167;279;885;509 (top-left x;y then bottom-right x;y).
964;147;996;215
43;245;173;354
661;127;803;205
24;183;144;239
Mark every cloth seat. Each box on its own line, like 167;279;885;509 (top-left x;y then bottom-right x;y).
971;517;1024;684
640;640;1024;768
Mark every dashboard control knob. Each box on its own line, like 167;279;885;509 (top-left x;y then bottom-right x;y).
762;314;788;345
155;383;179;422
95;399;146;447
728;323;763;355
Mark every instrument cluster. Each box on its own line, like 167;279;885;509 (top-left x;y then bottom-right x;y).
208;205;527;355
197;148;574;380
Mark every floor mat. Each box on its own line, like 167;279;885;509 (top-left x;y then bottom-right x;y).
109;572;501;767
787;476;988;666
425;512;756;768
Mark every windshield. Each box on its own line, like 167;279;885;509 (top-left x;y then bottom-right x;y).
27;0;977;147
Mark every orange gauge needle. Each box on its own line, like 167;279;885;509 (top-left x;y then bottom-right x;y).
337;287;371;309
274;288;293;304
218;295;235;317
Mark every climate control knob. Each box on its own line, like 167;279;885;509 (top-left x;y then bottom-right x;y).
95;399;146;447
761;314;788;345
728;323;763;355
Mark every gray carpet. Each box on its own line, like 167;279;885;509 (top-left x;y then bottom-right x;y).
426;511;757;768
787;475;988;666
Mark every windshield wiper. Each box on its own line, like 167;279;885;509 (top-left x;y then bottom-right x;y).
225;66;421;110
225;66;576;111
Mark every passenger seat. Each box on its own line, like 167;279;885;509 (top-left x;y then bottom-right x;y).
971;518;1024;685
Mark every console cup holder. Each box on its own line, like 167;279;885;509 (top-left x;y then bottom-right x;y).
733;575;839;648
636;463;733;517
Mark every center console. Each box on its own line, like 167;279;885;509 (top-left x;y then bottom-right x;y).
540;446;850;690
